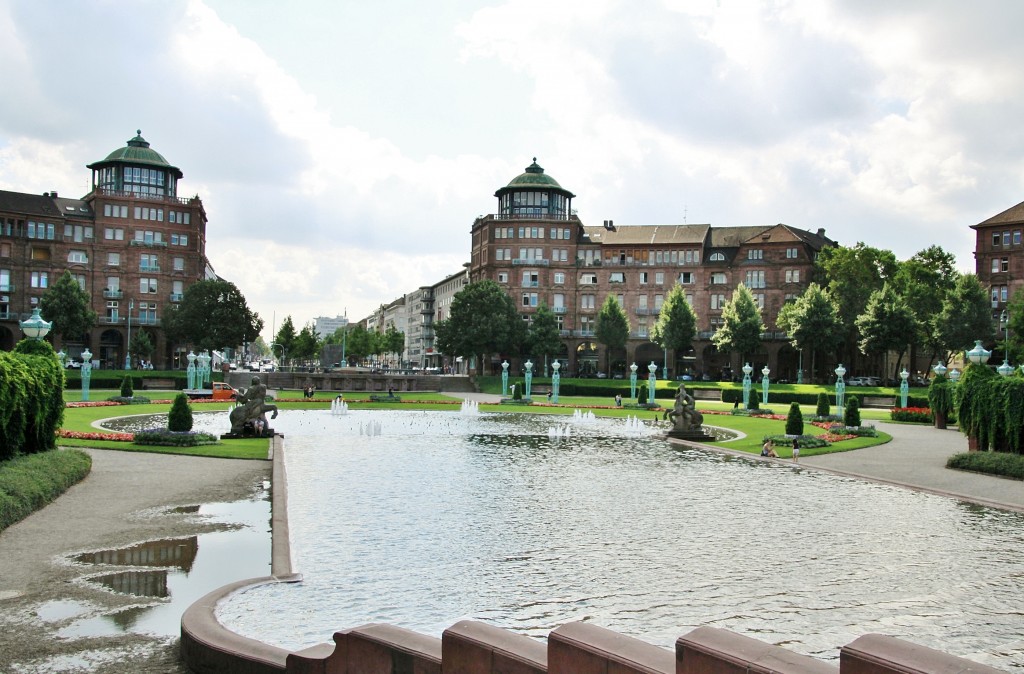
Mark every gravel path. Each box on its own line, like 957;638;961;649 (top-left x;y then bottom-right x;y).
0;448;271;673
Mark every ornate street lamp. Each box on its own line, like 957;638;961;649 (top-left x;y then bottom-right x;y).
950;368;961;383
524;359;533;399
834;364;847;416
965;340;991;366
899;368;909;408
741;362;753;409
933;362;947;378
81;348;93;402
662;345;668;381
57;349;66;368
761;365;770;405
501;360;509;397
187;351;198;390
551;361;561;403
998;360;1014;377
19;307;51;341
629;362;638;400
647;361;657;404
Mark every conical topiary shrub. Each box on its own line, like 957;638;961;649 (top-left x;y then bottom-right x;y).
844;395;861;427
638;384;649;406
816;392;830;417
513;382;523;400
120;375;134;398
168;392;194;432
786;402;803;436
748;392;760;410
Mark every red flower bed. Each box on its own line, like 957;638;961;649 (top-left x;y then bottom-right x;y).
65;401;123;408
890;407;931;423
58;429;134;442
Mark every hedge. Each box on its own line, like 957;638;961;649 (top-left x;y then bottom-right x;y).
0;449;92;531
1;340;66;461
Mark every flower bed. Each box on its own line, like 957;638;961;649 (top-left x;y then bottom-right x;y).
58;429;134;442
133;429;219;447
890;407;932;423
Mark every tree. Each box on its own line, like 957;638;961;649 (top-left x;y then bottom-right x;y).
855;284;918;379
817;243;898;363
595;295;630;374
785;283;843;383
273;316;298;365
343;325;378;365
162;279;262;353
712;284;765;362
892;246;959;361
527;302;562;365
129;330;154;367
433;280;525;375
383;325;405;364
292;322;321;363
934;274;993;363
1003;286;1024;364
39;270;96;344
651;284;698;371
168;393;194;432
786;402;803;436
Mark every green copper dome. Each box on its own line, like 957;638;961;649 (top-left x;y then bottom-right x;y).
496;158;575;198
88;130;183;178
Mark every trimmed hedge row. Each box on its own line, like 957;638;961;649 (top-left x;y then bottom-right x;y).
1;341;66;461
947;451;1024;480
62;372;190;391
0;448;92;531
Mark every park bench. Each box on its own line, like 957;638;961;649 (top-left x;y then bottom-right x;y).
142;378;176;390
862;395;896;408
691;389;721;401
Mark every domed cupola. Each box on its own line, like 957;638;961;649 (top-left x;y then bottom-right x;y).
87;130;182;197
494;158;575;219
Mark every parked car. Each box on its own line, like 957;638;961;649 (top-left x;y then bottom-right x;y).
65;359;81;369
846;376;869;386
596;372;608;379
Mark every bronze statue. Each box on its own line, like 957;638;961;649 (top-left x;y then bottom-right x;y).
665;384;704;432
229;375;278;436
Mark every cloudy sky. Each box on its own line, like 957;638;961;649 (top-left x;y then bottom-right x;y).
2;0;1022;340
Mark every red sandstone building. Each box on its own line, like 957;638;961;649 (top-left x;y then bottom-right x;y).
0;131;209;367
971;200;1024;330
469;160;836;379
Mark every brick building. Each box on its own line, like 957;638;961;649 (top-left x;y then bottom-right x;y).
469;160;835;379
0;131;209;367
971;199;1024;325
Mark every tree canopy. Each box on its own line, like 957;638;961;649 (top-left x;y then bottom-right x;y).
595;294;630;373
162;279;262;353
651;283;697;358
712;283;765;360
780;283;842;382
433;279;524;374
527;302;562;363
856;283;918;377
935;274;993;362
39;270;96;344
273;316;298;364
817;243;898;360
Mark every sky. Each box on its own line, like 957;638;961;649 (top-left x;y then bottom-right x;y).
2;0;1023;342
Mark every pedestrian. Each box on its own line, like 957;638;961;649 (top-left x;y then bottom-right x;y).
792;438;800;461
615;394;622;407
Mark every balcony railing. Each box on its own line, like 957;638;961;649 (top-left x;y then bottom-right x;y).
512;258;550;266
573;329;596;338
103;289;123;299
521;281;539;288
129;239;168;248
552;306;567;314
139;265;161;272
136;316;159;326
99;316;125;325
170;293;183;302
635;307;651;315
0;283;14;292
0;311;11;320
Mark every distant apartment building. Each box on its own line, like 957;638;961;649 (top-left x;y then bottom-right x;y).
0;131;209;367
468;160;835;378
314;315;348;340
972;200;1024;323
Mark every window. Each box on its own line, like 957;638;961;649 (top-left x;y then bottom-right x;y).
1004;231;1011;246
173;257;184;271
655;272;664;285
138;302;157;323
73;274;86;291
497;272;508;283
581;273;597;285
27;221;55;240
1015;231;1022;245
107;252;120;266
170;233;189;246
710;252;725;262
554;272;565;284
747;249;763;260
105;227;125;240
140;277;158;294
711;273;727;285
654;294;664;310
640;272;649;284
638;295;648;310
754;293;765;309
678;272;694;284
992;258;1000;274
553;293;565;310
581;294;596;310
0;268;10;291
994;232;1001;246
31;247;51;261
172;280;184;302
786;248;799;259
711;294;727;310
31;271;49;288
1001;257;1010;272
140;254;159;271
522;271;539;287
609;272;625;283
522;292;538;307
0;242;11;258
68;250;88;264
745;270;766;288
785;269;800;283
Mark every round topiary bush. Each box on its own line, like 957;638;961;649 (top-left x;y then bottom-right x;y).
816;392;830;417
786;401;804;436
168;393;194;432
120;375;134;398
844;395;861;427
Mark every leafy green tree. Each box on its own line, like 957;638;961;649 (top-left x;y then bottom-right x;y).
815;392;830;417
120;375;134;398
343;325;377;364
786;401;804;435
527;302;562;364
786;283;843;383
129;330;154;367
893;246;959;361
273;316;298;365
168;393;194;432
163;279;262;353
595;294;630;375
433;280;525;374
935;274;993;362
292;322;321;363
712;284;765;362
1003;286;1024;364
383;325;405;364
856;284;918;379
817;243;898;363
39;270;96;345
651;284;697;372
844;395;861;427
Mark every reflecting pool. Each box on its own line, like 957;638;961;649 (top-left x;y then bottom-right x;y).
207;410;1022;670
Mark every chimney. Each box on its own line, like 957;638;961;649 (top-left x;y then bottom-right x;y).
817;227;826;237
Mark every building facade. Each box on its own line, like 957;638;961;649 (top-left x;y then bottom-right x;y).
468;160;836;379
0;131;209;367
972;199;1024;327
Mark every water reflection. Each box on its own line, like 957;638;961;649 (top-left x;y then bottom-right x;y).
216;411;1024;670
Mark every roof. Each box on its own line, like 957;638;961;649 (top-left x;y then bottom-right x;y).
87;130;183;179
495;159;575;198
583;224;710;246
0;190;63;218
53;196;93;218
972;199;1024;229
